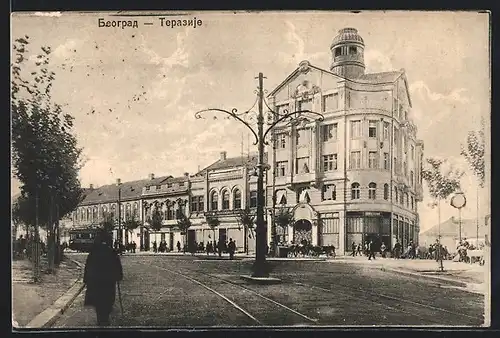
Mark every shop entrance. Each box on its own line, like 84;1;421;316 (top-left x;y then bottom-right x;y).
293;219;312;245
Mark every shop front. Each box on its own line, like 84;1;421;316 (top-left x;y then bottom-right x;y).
346;211;391;252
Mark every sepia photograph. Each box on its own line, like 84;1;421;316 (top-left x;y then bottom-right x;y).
10;10;490;329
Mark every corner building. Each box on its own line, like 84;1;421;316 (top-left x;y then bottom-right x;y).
266;28;424;254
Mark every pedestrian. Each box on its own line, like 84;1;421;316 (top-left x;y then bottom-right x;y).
351;242;356;256
153;241;157;253
206;242;212;256
176;241;181;252
83;230;123;327
368;240;376;260
380;243;386;258
228;238;236;260
218;240;224;257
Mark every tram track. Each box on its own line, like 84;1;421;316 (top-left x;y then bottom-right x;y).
142;262;319;326
282;273;484;325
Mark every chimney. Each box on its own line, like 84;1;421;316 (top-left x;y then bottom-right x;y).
116;178;121;185
89;184;94;190
220;151;227;161
149;173;155;180
184;172;189;177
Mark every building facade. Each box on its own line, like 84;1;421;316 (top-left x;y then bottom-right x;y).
265;27;424;253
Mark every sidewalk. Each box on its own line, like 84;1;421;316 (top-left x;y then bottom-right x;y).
332;255;486;291
12;256;83;328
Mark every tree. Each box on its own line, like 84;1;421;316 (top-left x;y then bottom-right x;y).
205;215;220;244
460;117;486;188
177;212;192;253
11;36;84;277
274;207;294;244
100;212;115;234
123;212;141;244
460;118;486;245
422;157;464;270
149;208;163;244
235;208;255;254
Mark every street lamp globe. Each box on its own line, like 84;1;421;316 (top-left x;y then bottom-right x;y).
450;191;466;209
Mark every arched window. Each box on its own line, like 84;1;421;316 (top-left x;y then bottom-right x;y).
125;204;131;221
351;183;360;199
405;193;409;208
93;207;98;221
222;190;230;210
394;188;399;202
368;182;377;199
210;191;218;211
410;171;414;186
86;208;90;221
133;202;139;219
233;189;242;209
383;184;389;200
111;204;116;218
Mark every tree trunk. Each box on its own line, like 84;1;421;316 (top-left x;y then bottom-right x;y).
47;196;55;274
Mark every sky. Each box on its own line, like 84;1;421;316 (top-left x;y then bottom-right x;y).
10;11;490;232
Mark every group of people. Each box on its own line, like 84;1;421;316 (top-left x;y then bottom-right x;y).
12;234;47;260
350;240;384;260
148;239;238;259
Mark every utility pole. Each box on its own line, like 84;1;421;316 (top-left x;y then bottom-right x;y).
117;178;123;251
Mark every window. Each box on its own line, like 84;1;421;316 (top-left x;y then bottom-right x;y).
179;182;185;187
384;184;389;200
350;151;361;169
400;191;404;205
394;157;398;174
86;208;90;221
368;182;377;199
322;184;336;201
191;197;197;212
167;207;175;220
250;191;257;208
156;185;161;190
410;171;414;186
322;124;338;142
394;127;399;145
403;162;407;176
233;189;242;209
351;120;362;138
279;134;286;149
323;154;338;172
383;122;390;140
384;153;390;170
394;188;398;202
145;186;150;191
298;98;312;112
411;196;414;210
411;145;415;159
222;190;230;210
111;205;116;218
323;93;339;112
405;193;409;208
335;47;341;57
125;204;131;221
167;183;172;188
296;129;306;146
368;151;378;169
296;157;310;174
210;191;218;211
93;207;98;221
276;161;288;177
368;120;377;138
349;46;357;55
351;183;360;199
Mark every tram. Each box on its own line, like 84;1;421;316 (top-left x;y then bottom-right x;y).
68;227;110;252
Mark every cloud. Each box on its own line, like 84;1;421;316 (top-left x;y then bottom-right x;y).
410;81;470;104
279;21;329;66
53;39;79;59
364;49;394;73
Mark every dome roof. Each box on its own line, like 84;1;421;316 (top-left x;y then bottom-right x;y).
331;27;364;48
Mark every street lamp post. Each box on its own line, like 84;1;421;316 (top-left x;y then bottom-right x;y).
195;72;323;277
450;191;467;244
117;178;123;249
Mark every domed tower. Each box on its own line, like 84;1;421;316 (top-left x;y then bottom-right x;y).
330;28;365;79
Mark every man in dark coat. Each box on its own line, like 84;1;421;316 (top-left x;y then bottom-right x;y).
367;240;376;260
83;230;123;326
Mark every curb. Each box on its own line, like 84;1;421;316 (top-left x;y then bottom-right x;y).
24;259;86;328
